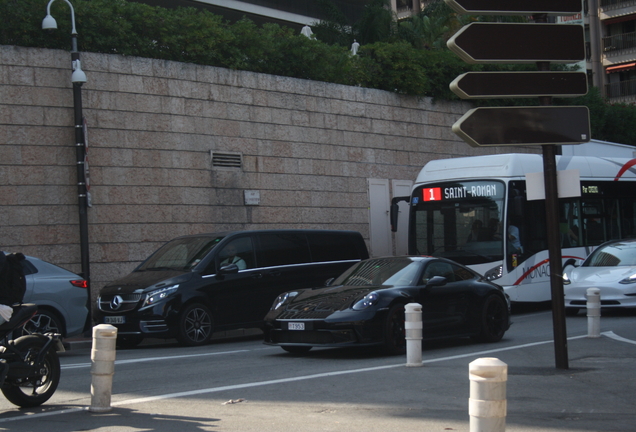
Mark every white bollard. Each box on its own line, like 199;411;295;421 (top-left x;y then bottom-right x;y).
586;288;601;338
405;303;422;367
469;357;507;432
90;324;118;413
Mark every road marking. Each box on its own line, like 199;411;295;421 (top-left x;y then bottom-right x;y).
602;330;636;345
3;332;636;423
61;348;254;370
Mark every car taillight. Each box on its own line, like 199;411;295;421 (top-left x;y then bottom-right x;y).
71;279;88;288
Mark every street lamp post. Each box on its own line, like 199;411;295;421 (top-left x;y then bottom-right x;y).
42;0;91;310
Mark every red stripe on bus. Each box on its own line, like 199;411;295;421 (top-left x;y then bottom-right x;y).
512;255;585;286
614;159;636;181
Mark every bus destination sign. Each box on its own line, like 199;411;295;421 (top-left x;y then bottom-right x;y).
423;183;501;201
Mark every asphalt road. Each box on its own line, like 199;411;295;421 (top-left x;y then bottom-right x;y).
0;305;635;432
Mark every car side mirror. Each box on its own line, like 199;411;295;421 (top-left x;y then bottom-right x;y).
325;278;335;287
423;275;447;288
428;275;447;286
563;258;578;269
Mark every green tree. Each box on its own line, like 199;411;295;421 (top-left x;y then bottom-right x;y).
398;14;449;50
312;0;355;47
353;42;429;95
354;0;397;44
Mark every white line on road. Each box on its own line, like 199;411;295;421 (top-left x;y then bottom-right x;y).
602;330;636;345
61;348;255;370
2;332;634;424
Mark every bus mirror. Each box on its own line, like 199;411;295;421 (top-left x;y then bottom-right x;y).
390;196;410;232
390;202;399;232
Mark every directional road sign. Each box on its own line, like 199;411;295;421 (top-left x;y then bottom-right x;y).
450;71;588;99
452;106;591;147
444;0;583;15
448;23;585;64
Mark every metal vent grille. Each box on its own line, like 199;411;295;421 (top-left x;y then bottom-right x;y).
211;151;242;169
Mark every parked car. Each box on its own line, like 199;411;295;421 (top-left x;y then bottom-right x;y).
96;230;369;348
12;254;89;339
563;238;636;315
263;256;511;355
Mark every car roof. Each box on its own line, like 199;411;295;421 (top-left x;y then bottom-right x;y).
170;229;363;239
596;238;636;248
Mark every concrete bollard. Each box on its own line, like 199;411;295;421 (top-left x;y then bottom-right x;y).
586;288;601;338
405;303;422;367
90;324;118;412
469;357;507;432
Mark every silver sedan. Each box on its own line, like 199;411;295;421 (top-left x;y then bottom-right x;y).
20;255;90;338
563;239;636;315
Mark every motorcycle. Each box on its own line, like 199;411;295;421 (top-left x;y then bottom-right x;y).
0;303;63;407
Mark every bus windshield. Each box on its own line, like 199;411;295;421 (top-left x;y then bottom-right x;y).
410;180;505;266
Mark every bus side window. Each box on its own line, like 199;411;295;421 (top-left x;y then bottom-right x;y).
582;200;605;245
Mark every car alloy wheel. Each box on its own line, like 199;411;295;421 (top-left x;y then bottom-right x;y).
20;310;63;338
383;303;406;355
478;295;508;343
177;303;213;346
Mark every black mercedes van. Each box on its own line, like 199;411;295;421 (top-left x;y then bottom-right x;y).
96;230;369;347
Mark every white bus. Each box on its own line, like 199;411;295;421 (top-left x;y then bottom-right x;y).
392;153;636;302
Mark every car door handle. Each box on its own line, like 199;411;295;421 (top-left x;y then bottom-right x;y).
266;271;281;277
251;273;263;279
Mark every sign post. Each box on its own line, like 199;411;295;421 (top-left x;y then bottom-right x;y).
444;0;588;369
450;71;588;99
453;106;590;147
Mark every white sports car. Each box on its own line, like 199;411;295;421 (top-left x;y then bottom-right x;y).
563;239;636;315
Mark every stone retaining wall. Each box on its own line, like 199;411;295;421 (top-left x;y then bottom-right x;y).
0;45;536;296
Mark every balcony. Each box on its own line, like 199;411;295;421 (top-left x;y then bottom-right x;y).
600;0;636;20
605;78;636;102
603;31;636;56
601;0;636;11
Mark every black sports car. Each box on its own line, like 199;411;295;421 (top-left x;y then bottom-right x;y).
263;256;511;354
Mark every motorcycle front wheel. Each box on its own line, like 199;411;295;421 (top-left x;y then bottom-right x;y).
2;335;61;407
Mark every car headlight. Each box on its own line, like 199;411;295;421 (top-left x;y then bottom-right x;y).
484;265;502;281
562;273;571;285
619;273;636;284
352;292;379;310
142;284;179;308
271;292;298;310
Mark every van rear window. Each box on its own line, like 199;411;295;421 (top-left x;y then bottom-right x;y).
258;233;311;267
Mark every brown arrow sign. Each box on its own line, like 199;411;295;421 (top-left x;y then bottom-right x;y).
444;0;583;15
450;72;588;99
448;23;585;64
452;106;591;147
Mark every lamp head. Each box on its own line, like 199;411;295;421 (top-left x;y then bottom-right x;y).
42;14;58;31
71;60;87;84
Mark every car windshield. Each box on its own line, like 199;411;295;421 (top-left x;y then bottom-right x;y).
138;236;223;271
583;241;636;267
333;258;421;286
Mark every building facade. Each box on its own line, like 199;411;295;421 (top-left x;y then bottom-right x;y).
592;0;636;102
555;0;636;103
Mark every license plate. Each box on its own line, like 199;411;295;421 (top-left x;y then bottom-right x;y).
105;316;125;324
288;322;305;331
